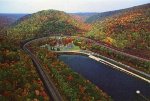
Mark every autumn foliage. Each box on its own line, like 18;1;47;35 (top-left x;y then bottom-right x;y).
0;36;49;101
28;38;112;101
87;4;150;58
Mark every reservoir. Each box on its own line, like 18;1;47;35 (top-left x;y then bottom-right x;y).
59;55;150;101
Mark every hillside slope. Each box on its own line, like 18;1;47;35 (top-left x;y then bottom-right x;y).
85;4;150;23
87;3;150;59
70;13;97;22
7;10;90;40
85;10;123;23
0;16;14;33
0;14;26;33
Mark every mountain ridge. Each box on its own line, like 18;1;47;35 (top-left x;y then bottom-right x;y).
85;3;150;23
6;10;90;40
87;3;150;59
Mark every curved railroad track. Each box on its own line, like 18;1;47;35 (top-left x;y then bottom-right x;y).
23;38;63;101
22;35;150;100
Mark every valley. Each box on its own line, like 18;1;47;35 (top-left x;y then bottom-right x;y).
0;2;150;101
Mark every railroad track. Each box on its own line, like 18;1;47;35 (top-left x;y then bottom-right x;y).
23;39;63;101
22;35;150;100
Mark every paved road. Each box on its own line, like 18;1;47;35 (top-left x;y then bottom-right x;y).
79;36;150;62
22;35;150;100
23;39;63;101
23;35;150;78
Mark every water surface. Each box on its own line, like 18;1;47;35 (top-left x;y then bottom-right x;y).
59;55;150;101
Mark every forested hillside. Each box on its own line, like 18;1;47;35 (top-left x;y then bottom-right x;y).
1;2;150;101
85;3;150;23
0;35;50;100
0;10;111;100
70;13;97;22
0;17;14;30
7;10;90;40
0;14;26;20
87;3;150;59
0;14;26;31
85;10;123;23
